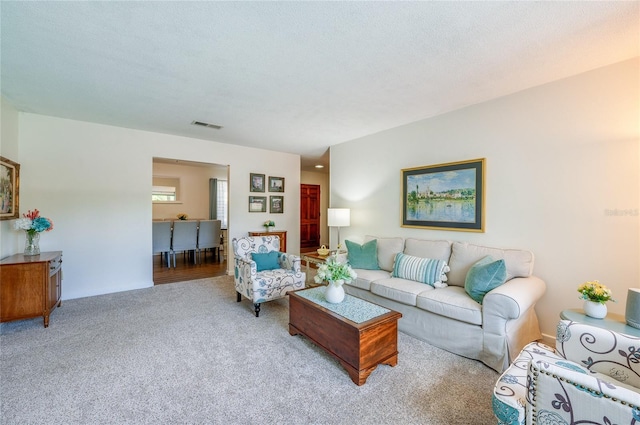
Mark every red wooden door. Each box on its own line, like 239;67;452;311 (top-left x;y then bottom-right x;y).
300;184;320;248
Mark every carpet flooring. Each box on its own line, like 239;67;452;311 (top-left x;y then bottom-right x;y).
0;276;498;424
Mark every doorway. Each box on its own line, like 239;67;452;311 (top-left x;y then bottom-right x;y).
300;184;321;249
152;158;229;284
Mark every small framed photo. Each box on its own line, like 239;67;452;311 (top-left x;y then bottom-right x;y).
0;156;20;220
249;196;267;212
250;173;265;192
270;196;284;213
268;176;285;192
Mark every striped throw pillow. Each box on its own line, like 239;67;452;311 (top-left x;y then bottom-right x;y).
392;253;450;287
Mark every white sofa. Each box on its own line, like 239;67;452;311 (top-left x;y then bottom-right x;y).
342;236;546;372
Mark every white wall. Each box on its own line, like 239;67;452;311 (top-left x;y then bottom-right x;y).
301;170;330;247
331;58;640;339
0;97;21;258
152;161;228;221
16;113;301;299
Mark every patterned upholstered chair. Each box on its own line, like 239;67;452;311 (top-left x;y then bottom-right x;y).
493;319;640;425
232;236;306;317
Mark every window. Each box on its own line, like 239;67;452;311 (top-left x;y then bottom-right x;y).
152;176;181;203
217;180;228;228
152;185;176;202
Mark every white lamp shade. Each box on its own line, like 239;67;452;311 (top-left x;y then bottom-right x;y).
327;208;350;227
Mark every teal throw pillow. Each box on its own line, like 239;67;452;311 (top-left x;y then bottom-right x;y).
392;253;450;287
464;255;507;304
251;251;281;272
345;239;380;270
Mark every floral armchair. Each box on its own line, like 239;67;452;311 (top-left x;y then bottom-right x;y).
232;236;306;317
493;319;640;425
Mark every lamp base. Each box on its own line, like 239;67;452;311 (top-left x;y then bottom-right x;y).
625;288;640;329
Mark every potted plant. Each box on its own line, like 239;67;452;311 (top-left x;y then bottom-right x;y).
577;280;615;319
314;257;357;303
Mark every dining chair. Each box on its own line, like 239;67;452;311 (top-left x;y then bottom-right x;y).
152;221;173;268
197;219;221;263
171;220;198;266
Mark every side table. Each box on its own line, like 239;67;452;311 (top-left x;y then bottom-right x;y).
301;251;331;274
560;308;640;337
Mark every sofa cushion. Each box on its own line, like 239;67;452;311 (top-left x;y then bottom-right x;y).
364;235;404;271
416;286;482;325
416;286;482;326
370;277;434;306
447;242;534;286
464;256;507;304
345;239;380;270
348;269;391;291
391;253;449;287
251;251;280;271
416;286;483;325
403;238;451;262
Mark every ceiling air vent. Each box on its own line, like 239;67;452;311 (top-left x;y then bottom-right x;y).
191;120;223;130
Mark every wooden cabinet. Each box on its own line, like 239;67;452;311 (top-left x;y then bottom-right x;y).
248;231;287;252
0;251;63;328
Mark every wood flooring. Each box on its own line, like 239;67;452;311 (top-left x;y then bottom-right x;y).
153;249;228;285
154;246;322;285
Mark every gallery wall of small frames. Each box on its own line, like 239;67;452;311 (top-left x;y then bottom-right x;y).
249;173;285;213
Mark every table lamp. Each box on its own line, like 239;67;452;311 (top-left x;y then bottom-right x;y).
327;208;350;251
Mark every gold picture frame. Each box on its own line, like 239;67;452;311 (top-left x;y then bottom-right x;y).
0;156;20;220
401;158;485;232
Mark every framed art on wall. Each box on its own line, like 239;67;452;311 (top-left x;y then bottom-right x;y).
249;196;267;212
270;196;284;213
250;173;265;192
401;158;485;232
0;156;20;220
268;176;285;192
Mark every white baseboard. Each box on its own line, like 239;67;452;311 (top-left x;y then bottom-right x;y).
540;332;555;347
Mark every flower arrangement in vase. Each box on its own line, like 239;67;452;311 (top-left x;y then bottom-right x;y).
314;257;357;303
577;280;615;319
14;209;54;256
263;220;275;232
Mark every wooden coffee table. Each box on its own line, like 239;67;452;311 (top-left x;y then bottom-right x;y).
288;287;402;385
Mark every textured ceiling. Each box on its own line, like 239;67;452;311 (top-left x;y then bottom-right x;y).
1;2;638;171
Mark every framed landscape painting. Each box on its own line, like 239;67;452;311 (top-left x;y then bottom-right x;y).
0;156;20;220
401;158;485;232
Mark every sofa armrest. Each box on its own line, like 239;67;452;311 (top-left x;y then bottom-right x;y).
236;257;257;278
556;320;640;389
482;276;546;321
278;253;302;272
526;360;640;424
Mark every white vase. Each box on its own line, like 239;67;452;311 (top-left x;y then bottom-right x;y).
325;281;345;304
584;300;607;319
